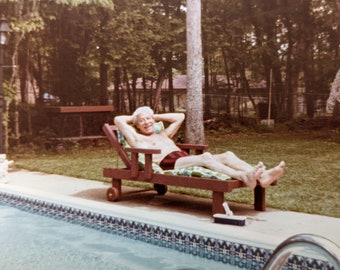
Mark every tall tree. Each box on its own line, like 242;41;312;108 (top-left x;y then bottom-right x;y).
326;0;340;115
186;0;204;144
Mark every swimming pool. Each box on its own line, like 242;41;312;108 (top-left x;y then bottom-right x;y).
0;190;334;270
0;204;234;270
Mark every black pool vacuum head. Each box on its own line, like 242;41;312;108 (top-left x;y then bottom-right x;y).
213;214;247;226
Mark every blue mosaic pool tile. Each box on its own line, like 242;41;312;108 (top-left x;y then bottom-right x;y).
0;191;335;270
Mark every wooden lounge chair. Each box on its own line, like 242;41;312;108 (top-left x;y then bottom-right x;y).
102;123;276;215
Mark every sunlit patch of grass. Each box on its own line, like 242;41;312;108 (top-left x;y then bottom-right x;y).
10;131;340;218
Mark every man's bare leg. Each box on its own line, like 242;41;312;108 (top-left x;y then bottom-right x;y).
175;153;264;189
258;161;285;188
213;151;255;171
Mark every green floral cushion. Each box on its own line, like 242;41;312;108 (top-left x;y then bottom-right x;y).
138;156;231;180
153;121;165;134
163;166;231;180
138;157;164;173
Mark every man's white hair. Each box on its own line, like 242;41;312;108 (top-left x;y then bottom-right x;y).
132;106;154;125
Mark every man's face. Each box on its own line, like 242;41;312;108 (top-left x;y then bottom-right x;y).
136;112;155;135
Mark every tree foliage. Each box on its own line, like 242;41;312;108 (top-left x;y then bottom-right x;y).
0;0;339;146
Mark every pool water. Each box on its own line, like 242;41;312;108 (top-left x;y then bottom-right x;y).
0;205;235;270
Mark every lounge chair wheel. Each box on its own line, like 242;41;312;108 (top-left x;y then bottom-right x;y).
106;187;120;202
154;184;167;195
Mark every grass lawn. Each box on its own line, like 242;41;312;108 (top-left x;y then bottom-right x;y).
9;130;340;218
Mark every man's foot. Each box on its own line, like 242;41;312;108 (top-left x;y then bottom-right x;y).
258;161;265;170
258;161;285;188
240;162;264;189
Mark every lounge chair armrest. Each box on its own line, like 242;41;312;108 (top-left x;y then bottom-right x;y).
125;147;161;179
177;144;208;155
125;147;161;155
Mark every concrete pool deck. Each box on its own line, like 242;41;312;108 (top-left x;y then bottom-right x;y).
1;169;340;251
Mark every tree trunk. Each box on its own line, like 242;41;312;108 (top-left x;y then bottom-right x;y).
114;67;121;113
240;66;256;116
203;56;211;119
123;67;134;113
221;47;231;115
326;68;340;115
99;61;108;105
167;53;174;112
142;77;148;106
185;0;205;144
131;75;137;112
8;20;23;152
153;75;166;114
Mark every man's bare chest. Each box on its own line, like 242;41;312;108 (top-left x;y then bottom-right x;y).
138;134;169;147
138;132;177;148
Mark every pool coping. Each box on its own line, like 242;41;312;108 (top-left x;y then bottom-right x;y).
0;182;278;248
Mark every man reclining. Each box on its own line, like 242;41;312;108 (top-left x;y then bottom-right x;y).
114;106;285;189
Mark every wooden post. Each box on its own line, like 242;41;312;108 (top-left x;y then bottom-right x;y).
212;191;225;214
268;68;273;122
254;185;266;211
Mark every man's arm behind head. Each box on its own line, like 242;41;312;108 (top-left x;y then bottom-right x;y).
114;115;140;147
154;113;185;138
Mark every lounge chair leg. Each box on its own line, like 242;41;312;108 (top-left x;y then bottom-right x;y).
254;185;265;211
212;191;225;214
106;178;122;202
112;178;122;193
154;184;168;195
